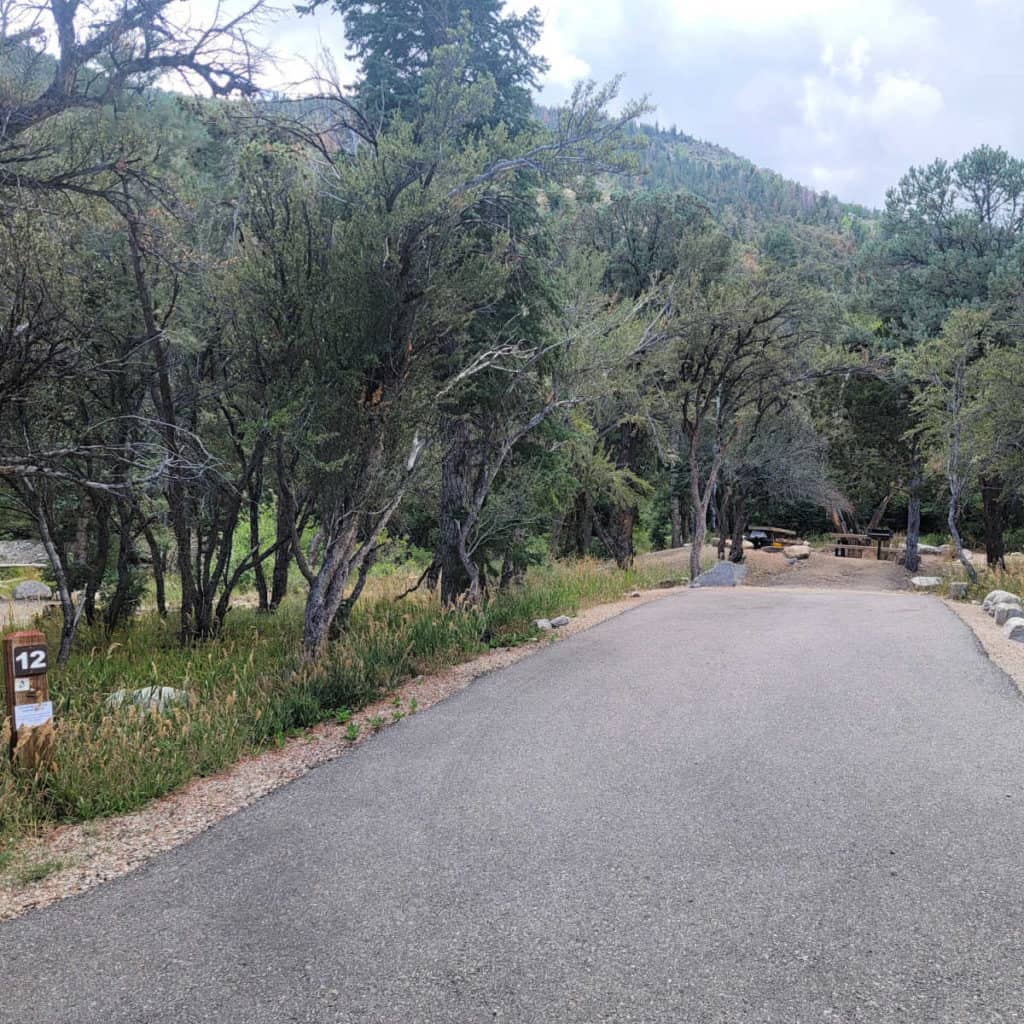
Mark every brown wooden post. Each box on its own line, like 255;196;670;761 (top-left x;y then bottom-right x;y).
2;629;53;767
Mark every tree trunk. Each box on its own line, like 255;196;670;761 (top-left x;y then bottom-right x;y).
270;443;296;610
83;504;110;626
866;493;892;532
438;417;480;606
904;446;922;573
143;523;167;618
728;488;747;564
687;436;720;582
608;508;636;569
104;503;137;634
300;432;410;660
29;489;83;664
669;492;683;550
574;490;594;557
949;493;978;584
981;476;1006;570
599;421;640;569
248;468;269;613
303;522;384;660
715;484;731;561
669;423;684;549
946;374;978;585
690;502;706;580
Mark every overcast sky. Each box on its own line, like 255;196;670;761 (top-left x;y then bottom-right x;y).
233;0;1024;209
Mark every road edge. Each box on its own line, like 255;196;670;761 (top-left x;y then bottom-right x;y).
944;599;1024;700
0;585;687;922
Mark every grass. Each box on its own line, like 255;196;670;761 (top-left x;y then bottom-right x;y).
942;559;1024;604
904;536;1024;604
14;858;65;886
0;558;667;844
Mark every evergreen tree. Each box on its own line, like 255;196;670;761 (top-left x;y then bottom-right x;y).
300;0;547;128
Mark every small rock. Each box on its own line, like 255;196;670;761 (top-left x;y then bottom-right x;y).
1004;620;1024;644
106;686;189;713
655;578;684;589
917;544;944;555
911;576;941;589
984;590;1019;614
783;544;810;560
994;603;1024;627
550;615;571;628
13;579;52;601
948;582;968;600
533;618;553;631
629;591;641;598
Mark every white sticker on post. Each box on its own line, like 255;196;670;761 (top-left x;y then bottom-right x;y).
14;677;31;692
14;701;53;730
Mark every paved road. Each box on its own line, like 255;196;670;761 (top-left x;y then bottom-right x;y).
4;589;1024;1023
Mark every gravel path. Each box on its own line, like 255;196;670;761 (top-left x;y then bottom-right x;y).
4;588;1024;1022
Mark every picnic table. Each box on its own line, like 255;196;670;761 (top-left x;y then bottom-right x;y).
829;529;895;560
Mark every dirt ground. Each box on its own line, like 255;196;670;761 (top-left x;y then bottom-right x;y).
744;548;912;591
640;542;962;593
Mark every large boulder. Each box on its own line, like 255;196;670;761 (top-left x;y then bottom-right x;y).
13;579;52;601
783;544;811;560
917;544;944;555
911;576;941;589
691;562;747;588
983;590;1018;613
106;686;189;713
994;603;1024;627
1004;620;1024;644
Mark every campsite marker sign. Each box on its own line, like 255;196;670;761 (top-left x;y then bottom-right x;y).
3;629;53;765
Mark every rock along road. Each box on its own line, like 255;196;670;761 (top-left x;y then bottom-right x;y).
4;589;1024;1023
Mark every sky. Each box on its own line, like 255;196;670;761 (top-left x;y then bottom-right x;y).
221;0;1024;209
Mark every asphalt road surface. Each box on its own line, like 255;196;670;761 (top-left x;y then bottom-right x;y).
4;589;1024;1023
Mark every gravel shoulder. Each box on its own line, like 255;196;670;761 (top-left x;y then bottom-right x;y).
0;584;686;922
945;599;1024;697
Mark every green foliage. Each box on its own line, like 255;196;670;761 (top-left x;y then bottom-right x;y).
632;123;876;232
302;0;547;129
872;145;1024;345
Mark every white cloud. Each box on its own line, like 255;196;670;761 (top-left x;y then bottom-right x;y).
869;72;944;122
810;164;862;191
801;68;943;139
823;36;871;83
510;0;594;87
661;0;935;48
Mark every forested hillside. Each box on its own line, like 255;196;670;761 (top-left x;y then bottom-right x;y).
636;122;875;229
3;0;1024;840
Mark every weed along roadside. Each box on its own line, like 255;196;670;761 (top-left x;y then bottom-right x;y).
0;562;685;918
